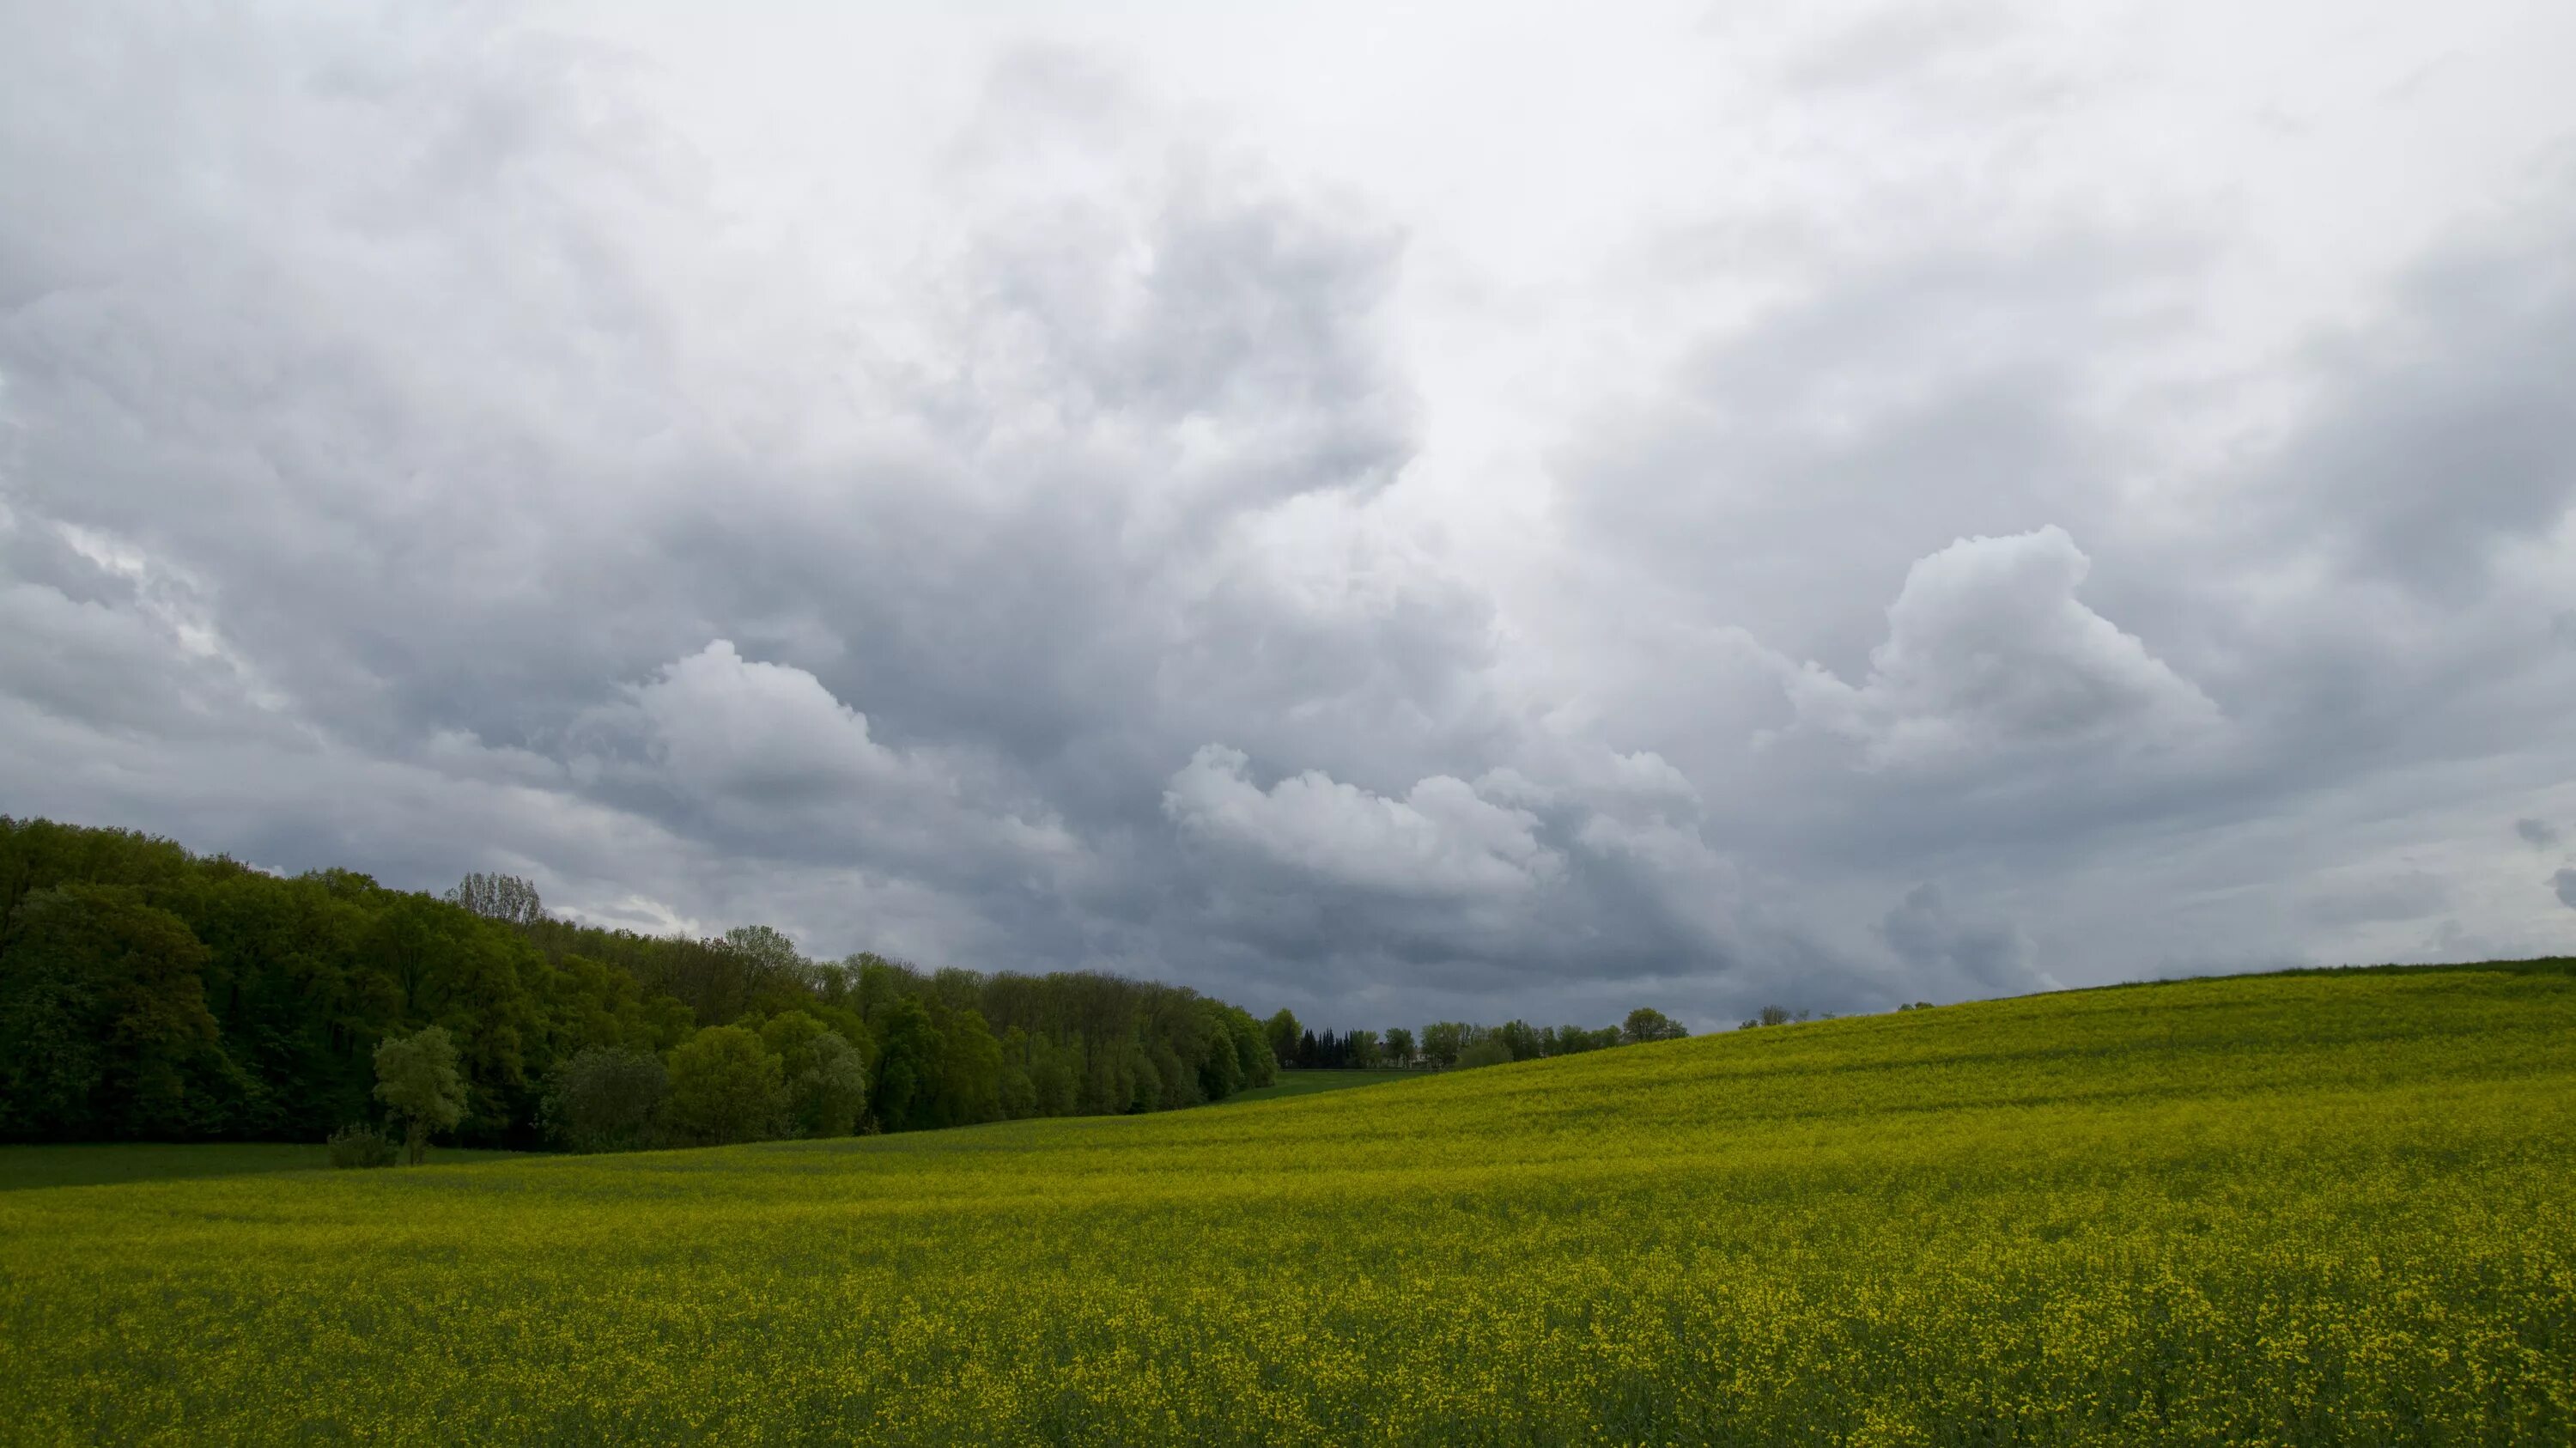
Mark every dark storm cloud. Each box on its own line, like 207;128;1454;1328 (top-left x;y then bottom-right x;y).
3;5;2571;1028
1880;883;2049;996
1546;165;2576;979
2264;209;2576;601
0;7;1708;1025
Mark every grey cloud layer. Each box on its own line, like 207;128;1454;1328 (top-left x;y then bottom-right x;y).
3;4;2572;1028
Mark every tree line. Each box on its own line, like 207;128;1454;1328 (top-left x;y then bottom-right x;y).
1263;1006;1690;1071
0;817;1276;1152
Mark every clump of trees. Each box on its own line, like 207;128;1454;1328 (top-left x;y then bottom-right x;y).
541;1046;667;1153
1264;1004;1694;1071
374;1025;465;1165
2;814;1738;1156
0;816;1276;1152
1739;1006;1831;1029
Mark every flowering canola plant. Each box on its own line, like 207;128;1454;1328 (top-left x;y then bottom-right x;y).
3;963;2572;1445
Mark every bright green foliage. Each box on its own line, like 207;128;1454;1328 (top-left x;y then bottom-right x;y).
663;1025;787;1146
1264;1007;1302;1067
372;1025;465;1165
12;964;2566;1444
1232;1011;1277;1088
761;1013;868;1138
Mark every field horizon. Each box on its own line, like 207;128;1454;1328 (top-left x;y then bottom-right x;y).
5;958;2573;1444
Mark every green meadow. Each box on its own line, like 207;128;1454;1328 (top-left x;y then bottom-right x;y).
3;962;2571;1445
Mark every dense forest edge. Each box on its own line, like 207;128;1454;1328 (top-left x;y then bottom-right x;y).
0;816;1688;1153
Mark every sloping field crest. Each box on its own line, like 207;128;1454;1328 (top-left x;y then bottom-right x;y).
5;962;2573;1445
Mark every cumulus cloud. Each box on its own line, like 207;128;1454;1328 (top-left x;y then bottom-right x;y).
2555;868;2576;912
1783;526;2221;770
3;2;2573;1026
595;641;947;805
2516;818;2561;849
1163;745;1558;897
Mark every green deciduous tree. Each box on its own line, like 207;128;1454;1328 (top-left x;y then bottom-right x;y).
1382;1026;1415;1067
1346;1028;1382;1068
1264;1008;1302;1068
0;884;239;1140
1421;1021;1468;1069
541;1044;668;1152
663;1025;787;1146
872;996;942;1132
374;1025;466;1165
445;872;544;927
0;817;1299;1146
761;1011;869;1138
933;1007;1005;1127
1226;1008;1277;1088
1622;1007;1689;1043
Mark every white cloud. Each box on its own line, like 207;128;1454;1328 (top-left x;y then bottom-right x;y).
1163;744;1559;897
614;639;945;804
1784;526;2221;770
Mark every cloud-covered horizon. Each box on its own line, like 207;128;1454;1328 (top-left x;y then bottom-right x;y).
4;1;2573;1029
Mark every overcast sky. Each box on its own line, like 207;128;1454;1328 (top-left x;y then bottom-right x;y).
5;1;2573;1029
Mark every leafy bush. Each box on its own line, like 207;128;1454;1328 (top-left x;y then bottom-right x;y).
325;1123;398;1169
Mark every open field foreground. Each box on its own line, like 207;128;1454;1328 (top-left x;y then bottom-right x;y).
4;964;2573;1445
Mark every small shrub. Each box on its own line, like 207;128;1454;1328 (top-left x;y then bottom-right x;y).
326;1123;399;1169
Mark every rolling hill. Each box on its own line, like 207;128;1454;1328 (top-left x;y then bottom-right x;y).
4;961;2572;1445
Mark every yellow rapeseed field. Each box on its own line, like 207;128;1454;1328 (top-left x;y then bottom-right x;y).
3;963;2572;1445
